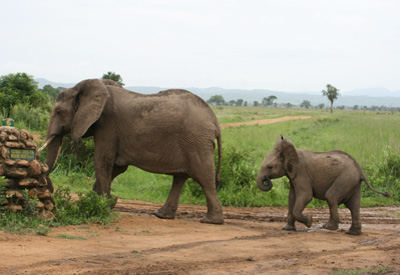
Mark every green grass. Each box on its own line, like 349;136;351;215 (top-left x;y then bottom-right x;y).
52;107;400;208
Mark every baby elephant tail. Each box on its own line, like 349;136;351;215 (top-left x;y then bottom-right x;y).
362;174;390;197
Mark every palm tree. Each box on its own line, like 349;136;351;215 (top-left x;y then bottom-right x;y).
322;84;340;113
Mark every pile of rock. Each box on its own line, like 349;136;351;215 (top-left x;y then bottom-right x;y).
0;126;55;218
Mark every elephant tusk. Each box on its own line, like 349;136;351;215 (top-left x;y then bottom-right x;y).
37;136;54;153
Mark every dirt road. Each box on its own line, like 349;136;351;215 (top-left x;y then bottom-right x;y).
1;200;399;274
220;115;313;129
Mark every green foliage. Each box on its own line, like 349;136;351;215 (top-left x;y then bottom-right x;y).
0;181;116;235
207;95;226;105
101;71;124;86
53;187;116;225
52;136;96;177
7;103;51;131
0;73;48;117
41;84;62;100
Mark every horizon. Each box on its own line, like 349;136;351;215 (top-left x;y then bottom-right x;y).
2;1;400;93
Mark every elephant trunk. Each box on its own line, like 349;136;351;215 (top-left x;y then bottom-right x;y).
257;174;273;192
44;135;63;175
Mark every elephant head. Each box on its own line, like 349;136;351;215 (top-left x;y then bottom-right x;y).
257;135;299;191
40;79;110;174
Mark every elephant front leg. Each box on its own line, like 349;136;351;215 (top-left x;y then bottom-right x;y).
93;145;115;197
283;187;296;231
154;175;188;219
292;192;313;228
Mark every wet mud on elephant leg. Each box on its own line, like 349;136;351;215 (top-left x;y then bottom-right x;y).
154;175;188;219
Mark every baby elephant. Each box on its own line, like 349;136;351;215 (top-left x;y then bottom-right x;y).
257;135;389;235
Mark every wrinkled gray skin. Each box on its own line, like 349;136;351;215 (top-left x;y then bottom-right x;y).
257;135;389;235
44;78;223;224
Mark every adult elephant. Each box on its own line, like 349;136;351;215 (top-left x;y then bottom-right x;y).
40;78;223;224
256;135;389;235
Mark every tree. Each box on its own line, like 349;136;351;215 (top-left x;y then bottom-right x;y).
300;100;311;109
0;73;46;117
253;101;259;107
235;99;244;106
229;100;236;106
207;95;225;106
322;84;340;113
42;84;62;100
317;103;325;109
101;71;124;86
285;102;293;108
262;95;277;106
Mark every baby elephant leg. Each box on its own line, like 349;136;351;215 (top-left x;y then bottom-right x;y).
292;191;313;228
345;190;362;235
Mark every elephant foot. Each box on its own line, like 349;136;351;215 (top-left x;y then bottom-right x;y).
306;215;313;228
323;222;339;231
346;227;362;236
200;215;224;225
153;209;176;220
282;223;296;231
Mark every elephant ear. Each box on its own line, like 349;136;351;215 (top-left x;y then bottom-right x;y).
71;79;110;140
281;139;299;179
274;134;284;151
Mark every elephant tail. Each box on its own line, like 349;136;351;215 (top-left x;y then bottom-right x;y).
216;131;222;184
362;174;390;197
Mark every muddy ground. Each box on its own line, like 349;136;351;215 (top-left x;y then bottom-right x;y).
1;200;399;275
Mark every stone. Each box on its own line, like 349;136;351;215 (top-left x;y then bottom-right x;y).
5;205;23;212
35;201;44;210
19;129;30;141
0;126;55;215
5;190;24;199
8;135;18;141
6;168;28;178
0;146;8;159
44;200;55;211
28;160;42;177
16;159;29;167
41;163;49;174
4;141;23;149
19;178;40;187
38;189;52;200
4;159;16;166
24;140;36;148
29;188;38;199
38;175;48;187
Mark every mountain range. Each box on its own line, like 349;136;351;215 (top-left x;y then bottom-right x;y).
35;78;400;108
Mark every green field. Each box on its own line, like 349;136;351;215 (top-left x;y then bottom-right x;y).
53;107;400;208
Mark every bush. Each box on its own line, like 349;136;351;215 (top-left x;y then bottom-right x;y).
53;187;117;225
0;181;117;235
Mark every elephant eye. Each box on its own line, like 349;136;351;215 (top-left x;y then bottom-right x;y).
267;165;273;170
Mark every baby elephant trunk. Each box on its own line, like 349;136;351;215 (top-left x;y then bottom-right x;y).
257;174;273;192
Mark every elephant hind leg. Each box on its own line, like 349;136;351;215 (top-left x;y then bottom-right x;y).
193;170;223;224
154;175;188;219
344;188;362;235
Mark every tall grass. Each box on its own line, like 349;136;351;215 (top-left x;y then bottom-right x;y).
52;108;400;207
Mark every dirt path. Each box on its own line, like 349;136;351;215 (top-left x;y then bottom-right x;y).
1;201;399;274
220;115;313;129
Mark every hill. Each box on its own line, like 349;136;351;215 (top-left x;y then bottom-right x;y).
35;78;400;108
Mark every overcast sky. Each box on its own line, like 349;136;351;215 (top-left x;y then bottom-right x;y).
1;0;399;93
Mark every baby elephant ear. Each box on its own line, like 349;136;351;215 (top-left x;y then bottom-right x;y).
281;139;299;179
274;134;285;151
